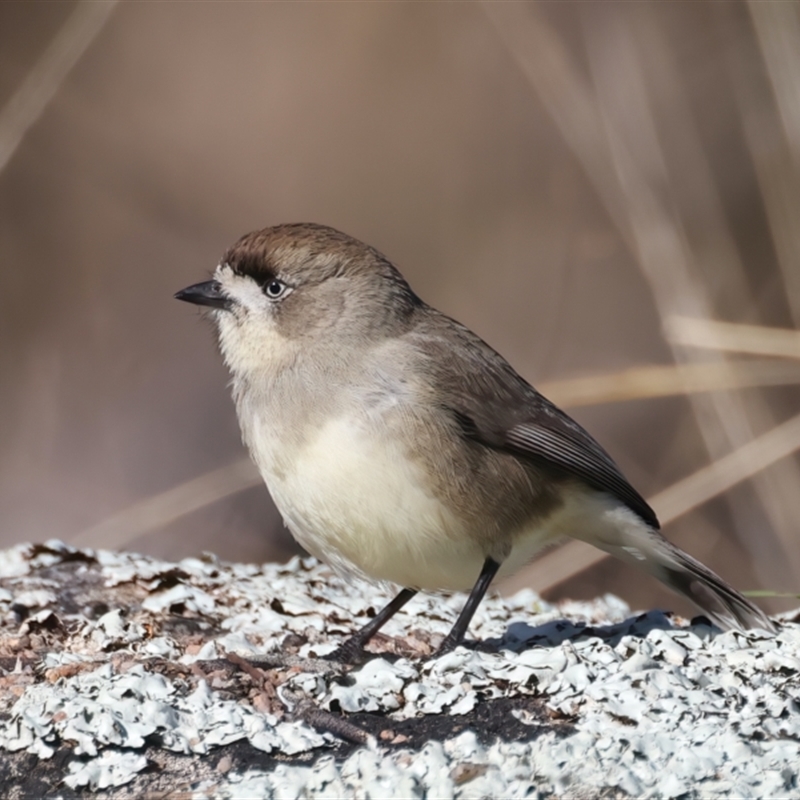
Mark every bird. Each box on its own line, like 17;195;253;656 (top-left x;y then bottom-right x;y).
175;222;774;659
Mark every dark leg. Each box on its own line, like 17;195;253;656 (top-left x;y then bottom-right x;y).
328;587;418;663
436;557;501;656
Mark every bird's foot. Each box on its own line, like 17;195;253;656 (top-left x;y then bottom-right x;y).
420;633;467;662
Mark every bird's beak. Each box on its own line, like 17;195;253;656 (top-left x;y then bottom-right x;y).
174;280;231;310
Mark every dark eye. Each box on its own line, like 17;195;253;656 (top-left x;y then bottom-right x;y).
264;279;287;299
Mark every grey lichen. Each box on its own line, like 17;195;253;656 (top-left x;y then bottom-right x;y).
0;540;798;798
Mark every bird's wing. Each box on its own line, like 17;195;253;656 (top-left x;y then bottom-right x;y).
411;312;659;530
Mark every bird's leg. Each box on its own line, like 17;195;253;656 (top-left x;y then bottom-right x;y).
327;587;418;663
435;557;501;656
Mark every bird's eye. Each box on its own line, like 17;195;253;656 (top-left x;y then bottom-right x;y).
264;279;288;300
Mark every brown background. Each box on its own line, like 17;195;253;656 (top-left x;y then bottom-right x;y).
2;1;799;618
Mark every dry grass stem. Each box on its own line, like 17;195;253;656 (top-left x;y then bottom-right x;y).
481;3;637;256
652;411;800;525
665;317;800;360
71;459;261;550
0;0;118;174
744;2;800;325
542;360;800;408
749;2;800;164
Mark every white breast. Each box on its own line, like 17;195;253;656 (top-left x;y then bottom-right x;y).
255;413;489;591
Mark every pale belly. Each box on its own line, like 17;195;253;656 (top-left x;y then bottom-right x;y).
260;415;488;590
250;413;599;592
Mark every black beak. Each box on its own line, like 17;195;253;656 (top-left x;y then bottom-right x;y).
174;280;231;310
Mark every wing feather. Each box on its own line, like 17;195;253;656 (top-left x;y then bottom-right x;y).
410;310;659;530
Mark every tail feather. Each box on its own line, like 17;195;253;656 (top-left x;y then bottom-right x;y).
653;540;775;633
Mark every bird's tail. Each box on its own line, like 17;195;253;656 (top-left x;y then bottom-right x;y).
641;537;776;632
582;506;775;632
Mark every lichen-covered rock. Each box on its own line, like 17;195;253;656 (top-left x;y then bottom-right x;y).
0;540;798;798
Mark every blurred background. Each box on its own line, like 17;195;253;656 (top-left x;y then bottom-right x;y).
2;1;800;619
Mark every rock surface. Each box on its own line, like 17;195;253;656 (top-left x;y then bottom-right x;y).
0;541;798;798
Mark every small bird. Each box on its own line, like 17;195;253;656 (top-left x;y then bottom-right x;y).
176;223;773;658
